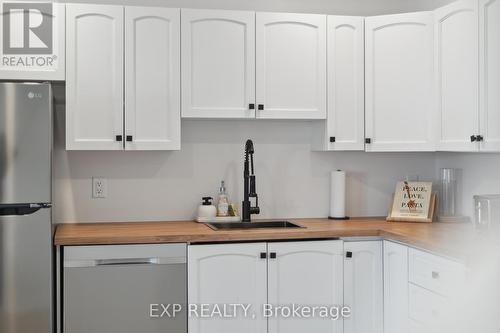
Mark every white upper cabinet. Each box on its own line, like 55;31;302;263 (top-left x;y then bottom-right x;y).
256;13;327;119
479;0;500;151
181;9;255;118
384;241;409;333
188;243;268;333
326;16;365;150
365;12;436;152
125;7;180;150
344;241;383;333
267;240;344;333
435;0;479;151
66;4;124;150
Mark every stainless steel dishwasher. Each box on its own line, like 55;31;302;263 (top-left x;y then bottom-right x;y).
63;244;186;333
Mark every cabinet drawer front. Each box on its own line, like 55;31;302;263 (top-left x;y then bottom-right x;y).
408;283;448;325
409;248;465;296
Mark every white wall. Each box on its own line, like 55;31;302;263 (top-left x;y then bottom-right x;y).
53;0;457;223
435;153;500;218
54;100;437;222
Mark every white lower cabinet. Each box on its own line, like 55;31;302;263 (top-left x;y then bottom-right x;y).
344;241;383;333
268;241;344;333
383;241;409;333
188;240;343;333
188;243;268;333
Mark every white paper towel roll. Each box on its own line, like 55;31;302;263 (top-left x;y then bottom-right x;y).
330;170;346;219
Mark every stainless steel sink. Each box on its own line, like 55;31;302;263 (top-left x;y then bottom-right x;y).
205;221;304;231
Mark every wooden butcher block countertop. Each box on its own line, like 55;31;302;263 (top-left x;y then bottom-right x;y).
54;218;479;261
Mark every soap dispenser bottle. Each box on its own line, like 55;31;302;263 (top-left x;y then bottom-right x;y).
217;180;229;217
197;197;217;221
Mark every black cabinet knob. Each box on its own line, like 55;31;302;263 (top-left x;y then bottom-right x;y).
365;138;371;144
258;104;264;111
249;103;255;110
115;135;123;142
126;135;133;142
471;135;477;142
346;251;353;258
477;135;484;142
270;252;277;259
330;137;336;143
260;252;267;259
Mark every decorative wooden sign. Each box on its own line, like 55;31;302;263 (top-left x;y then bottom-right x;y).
387;181;436;223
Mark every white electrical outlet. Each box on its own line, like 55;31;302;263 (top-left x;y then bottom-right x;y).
92;177;107;198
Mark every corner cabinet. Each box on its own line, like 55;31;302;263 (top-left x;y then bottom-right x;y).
344;241;383;333
435;0;479;151
181;9;256;119
256;13;327;119
365;12;436;152
66;4;181;150
313;16;364;151
188;240;343;333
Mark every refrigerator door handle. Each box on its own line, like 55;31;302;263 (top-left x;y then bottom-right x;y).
0;203;51;216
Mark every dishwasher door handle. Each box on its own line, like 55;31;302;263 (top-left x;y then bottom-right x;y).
65;256;186;268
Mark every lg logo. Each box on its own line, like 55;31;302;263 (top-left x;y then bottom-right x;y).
2;2;53;55
27;91;42;99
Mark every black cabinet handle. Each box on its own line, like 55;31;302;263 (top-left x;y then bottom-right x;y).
260;252;267;259
249;104;255;110
270;252;277;259
471;135;477;142
365;138;371;144
346;251;353;258
116;135;123;142
258;104;264;111
330;137;336;143
477;135;484;142
126;135;133;142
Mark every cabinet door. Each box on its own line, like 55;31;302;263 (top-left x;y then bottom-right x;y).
344;241;383;333
66;4;124;150
188;243;267;333
181;9;255;118
267;240;344;333
480;0;500;151
435;0;479;152
365;12;435;151
383;241;409;333
326;16;365;151
125;7;180;150
256;13;326;119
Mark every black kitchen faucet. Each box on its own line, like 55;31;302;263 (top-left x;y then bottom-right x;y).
242;139;260;222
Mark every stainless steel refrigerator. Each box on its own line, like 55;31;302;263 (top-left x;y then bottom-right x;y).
0;82;53;333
